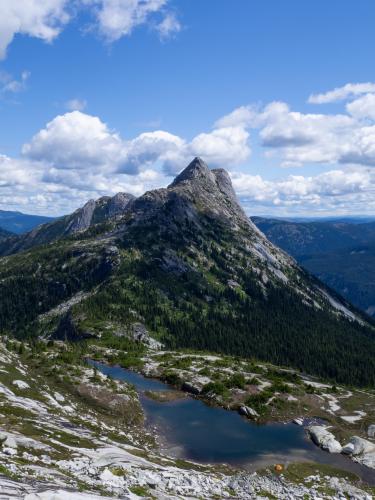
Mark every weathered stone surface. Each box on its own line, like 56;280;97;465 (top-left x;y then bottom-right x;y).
342;436;375;469
129;323;163;349
342;442;355;455
293;417;304;425
239;405;259;418
67;199;97;234
347;436;375;455
12;379;30;389
308;425;342;453
182;381;201;395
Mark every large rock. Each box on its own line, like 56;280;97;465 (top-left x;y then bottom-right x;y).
293;418;304;425
368;424;375;438
308;425;342;453
239;405;259;418
181;381;201;395
0;433;17;450
129;323;163;350
342;442;355;455
343;436;375;456
342;436;375;470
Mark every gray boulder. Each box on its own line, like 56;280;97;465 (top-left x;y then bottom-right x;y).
130;323;163;349
308;425;342;453
239;406;259;418
182;381;201;395
344;436;375;456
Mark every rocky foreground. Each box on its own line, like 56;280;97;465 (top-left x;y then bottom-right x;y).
0;340;375;499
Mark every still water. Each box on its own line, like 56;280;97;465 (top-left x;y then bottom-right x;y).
89;360;375;483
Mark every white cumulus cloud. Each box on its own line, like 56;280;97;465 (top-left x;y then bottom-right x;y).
157;12;181;39
217;89;375;170
0;0;180;60
346;93;375;121
308;82;375;104
190;126;251;169
22;110;252;176
232;167;375;215
0;0;70;59
22;111;128;171
257;102;356;166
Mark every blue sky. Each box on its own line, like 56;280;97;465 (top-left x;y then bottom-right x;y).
1;0;375;216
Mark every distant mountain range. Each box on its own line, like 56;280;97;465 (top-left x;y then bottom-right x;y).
1;158;375;386
252;217;375;318
0;209;55;234
0;193;134;256
257;216;375;224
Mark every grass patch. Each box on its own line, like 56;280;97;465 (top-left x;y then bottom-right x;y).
129;485;150;496
0;404;35;418
283;462;359;484
0;464;17;480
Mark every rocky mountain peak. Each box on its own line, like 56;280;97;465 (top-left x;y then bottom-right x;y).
102;192;135;217
169;159;237;207
169;157;216;188
163;158;258;232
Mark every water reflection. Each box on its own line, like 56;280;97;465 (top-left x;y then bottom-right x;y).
89;360;375;484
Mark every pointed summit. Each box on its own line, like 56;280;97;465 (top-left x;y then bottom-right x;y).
170;157;216;187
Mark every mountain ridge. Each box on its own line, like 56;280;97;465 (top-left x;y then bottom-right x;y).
0;192;135;256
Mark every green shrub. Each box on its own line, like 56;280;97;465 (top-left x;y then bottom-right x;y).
170;357;193;370
245;389;274;414
246;376;260;385
305;384;316;394
201;381;228;396
163;371;181;387
198;367;211;376
226;373;246;389
270;381;290;393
